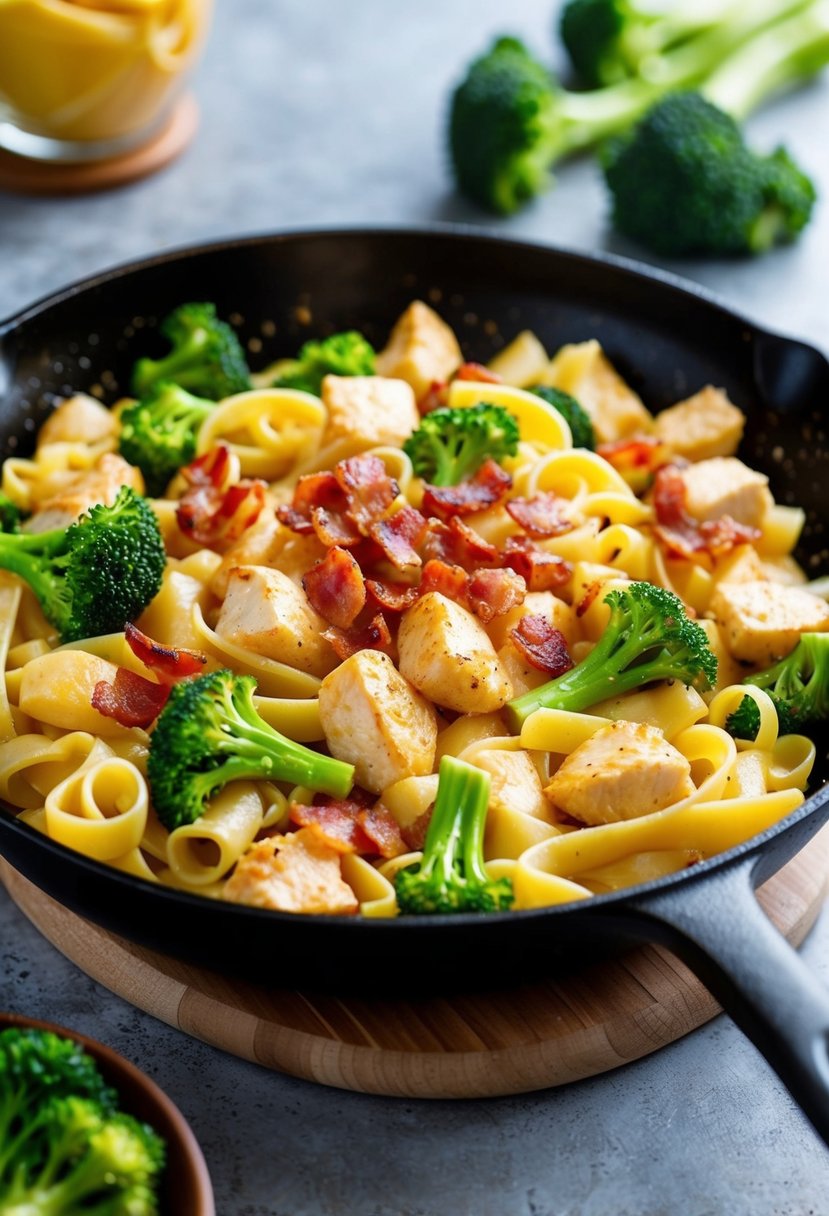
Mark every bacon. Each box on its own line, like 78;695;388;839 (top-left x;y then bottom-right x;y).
510;616;574;677
365;578;420;613
453;361;502;384
289;800;405;859
323;613;393;661
277;471;345;535
576;580;604;618
502;537;571;592
369;505;428;569
303;547;366;630
597;436;669;492
400;806;433;852
309;505;362;548
652;465;760;562
92;668;170;729
467;568;526;623
421;459;512;520
417;381;449;415
335;455;398;534
177;445;266;550
124;622;207;685
506;492;573;539
418;559;469;603
423;517;501;571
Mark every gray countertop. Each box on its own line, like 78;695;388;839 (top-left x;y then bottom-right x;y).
1;2;828;1213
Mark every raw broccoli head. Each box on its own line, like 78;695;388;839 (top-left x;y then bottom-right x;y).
602;91;817;256
131;302;251;400
147;668;354;830
0;1027;117;1141
744;632;829;737
395;755;514;915
528;385;595;450
271;331;376;396
508;580;717;728
448;36;562;214
403;402;520;486
0;485;165;643
119;381;215;496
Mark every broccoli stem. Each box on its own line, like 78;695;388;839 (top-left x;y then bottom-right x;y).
703;0;829;121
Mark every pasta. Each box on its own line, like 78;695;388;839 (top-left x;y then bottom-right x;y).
0;299;826;920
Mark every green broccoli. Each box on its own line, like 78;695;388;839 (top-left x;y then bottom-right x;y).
0;1027;164;1216
0;491;24;533
528;385;595;450
560;0;738;89
403;403;519;485
602;92;816;256
0;486;165;643
131;302;251;400
147;668;355;830
395;755;514;915
725;694;762;741
448;3;826;213
119;382;215;496
507;581;717;730
270;331;376;396
736;633;829;737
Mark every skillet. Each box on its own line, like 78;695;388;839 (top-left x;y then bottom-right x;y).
0;227;828;1140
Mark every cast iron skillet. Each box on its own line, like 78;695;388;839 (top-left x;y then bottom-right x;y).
0;228;828;1138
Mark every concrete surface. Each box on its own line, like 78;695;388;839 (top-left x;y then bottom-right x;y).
1;2;828;1213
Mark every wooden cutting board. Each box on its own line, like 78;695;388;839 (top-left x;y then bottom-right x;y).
3;831;828;1099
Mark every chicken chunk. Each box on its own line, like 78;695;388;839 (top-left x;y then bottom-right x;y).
712;544;767;587
544;720;695;826
708;580;829;666
398;591;512;714
215;565;335;677
318;649;437;794
321;374;419;449
475;748;548;820
222;829;358;914
485;590;577;651
677;457;772;529
654;386;745;463
24;452;144;533
375;300;462;401
36;393;118;449
543;340;654;443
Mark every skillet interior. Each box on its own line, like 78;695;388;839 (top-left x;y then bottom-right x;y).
0;228;826;992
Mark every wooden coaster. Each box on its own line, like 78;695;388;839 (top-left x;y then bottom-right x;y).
2;830;827;1099
0;95;198;196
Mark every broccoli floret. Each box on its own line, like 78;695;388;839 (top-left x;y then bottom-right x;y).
742;633;829;737
725;694;762;742
602;91;816;256
119;382;215;496
132;302;251;400
0;486;165;643
0;491;24;533
271;331;376;396
507;581;717;729
0;1095;164;1216
403;403;519;485
528;385;595;450
560;0;730;89
449;8;829;213
395;755;514;915
147;669;355;830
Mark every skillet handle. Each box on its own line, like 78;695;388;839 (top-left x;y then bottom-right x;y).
752;330;829;412
626;858;829;1146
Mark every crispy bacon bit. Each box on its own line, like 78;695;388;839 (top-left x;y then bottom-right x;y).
506;492;573;539
653;465;761;562
365;578;420;613
277;471;344;535
502;537;571;592
598;436;670;494
400;806;433;852
124;622;207;685
419;559;469;603
424;517;501;571
92;668;170;729
576;580;604;618
467;568;527;624
290;800;405;859
369;505;428;569
177;445;266;550
303;547;366;630
310;504;362;548
335;455;398;534
323;612;393;661
454;362;502;384
417;380;449;415
421;459;512;520
510;616;574;677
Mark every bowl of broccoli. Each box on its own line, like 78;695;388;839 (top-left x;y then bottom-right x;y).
0;1013;214;1216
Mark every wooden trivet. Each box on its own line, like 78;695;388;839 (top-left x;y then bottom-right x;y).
2;830;827;1099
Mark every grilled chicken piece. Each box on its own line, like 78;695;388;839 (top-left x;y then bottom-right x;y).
223;829;358;914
